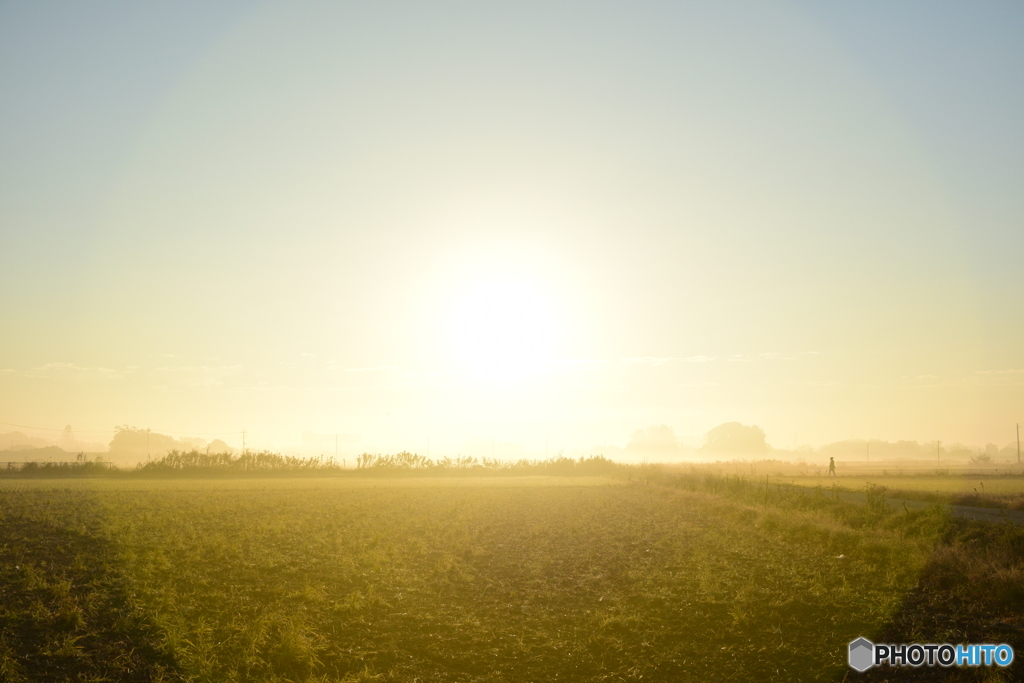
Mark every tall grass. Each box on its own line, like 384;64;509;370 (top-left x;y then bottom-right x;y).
137;449;337;474
355;452;621;476
0;461;115;477
30;450;626;478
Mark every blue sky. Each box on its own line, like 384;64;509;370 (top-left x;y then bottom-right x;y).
2;1;1022;454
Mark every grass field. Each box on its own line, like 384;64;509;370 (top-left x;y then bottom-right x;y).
1;474;1021;681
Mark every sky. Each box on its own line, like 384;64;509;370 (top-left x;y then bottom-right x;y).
2;1;1023;456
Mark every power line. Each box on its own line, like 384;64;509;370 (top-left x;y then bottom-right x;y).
122;427;242;436
0;420;240;436
0;421;112;434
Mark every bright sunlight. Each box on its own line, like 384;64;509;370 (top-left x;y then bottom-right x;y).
447;274;560;385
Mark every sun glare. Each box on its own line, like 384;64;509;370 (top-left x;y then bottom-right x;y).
448;275;559;385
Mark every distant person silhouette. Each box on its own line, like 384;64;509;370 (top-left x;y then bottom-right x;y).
828;457;836;476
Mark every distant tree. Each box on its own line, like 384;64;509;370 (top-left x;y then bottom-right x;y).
626;425;679;452
702;422;768;454
61;425;75;450
108;426;178;456
177;437;207;452
207;439;234;454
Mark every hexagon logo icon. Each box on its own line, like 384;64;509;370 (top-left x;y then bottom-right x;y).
848;637;874;672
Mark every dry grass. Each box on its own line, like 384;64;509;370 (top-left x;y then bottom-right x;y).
0;475;1019;681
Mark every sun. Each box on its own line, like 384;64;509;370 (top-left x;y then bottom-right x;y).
447;274;559;385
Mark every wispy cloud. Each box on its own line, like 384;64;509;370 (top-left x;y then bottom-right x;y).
24;363;123;380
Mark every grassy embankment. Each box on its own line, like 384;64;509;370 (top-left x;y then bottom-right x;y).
0;467;1021;682
787;475;1024;511
664;459;1024;511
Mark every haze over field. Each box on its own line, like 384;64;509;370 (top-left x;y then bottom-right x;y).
2;2;1023;456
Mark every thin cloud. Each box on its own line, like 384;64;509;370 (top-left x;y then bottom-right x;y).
25;363;123;380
